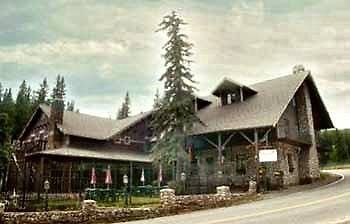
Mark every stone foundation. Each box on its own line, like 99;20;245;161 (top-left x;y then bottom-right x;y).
1;189;255;224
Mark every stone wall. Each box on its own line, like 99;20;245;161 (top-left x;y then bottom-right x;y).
275;142;300;185
160;187;250;212
1;200;162;224
296;83;320;182
1;189;256;224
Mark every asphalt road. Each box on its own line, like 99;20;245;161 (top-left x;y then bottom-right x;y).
125;170;350;224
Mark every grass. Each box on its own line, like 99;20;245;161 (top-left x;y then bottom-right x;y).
321;162;350;170
19;199;81;212
97;196;160;208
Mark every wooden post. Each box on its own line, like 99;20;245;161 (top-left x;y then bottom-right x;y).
21;159;27;208
240;87;244;102
37;157;44;200
217;133;222;165
129;162;133;205
79;160;82;199
254;129;260;192
68;161;72;193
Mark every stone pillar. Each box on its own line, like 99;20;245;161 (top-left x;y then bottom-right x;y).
160;188;176;208
0;202;4;222
216;186;230;196
303;84;320;179
82;200;97;211
296;83;320;183
248;180;257;194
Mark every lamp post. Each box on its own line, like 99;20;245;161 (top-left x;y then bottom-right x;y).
123;174;128;207
180;172;186;194
44;179;50;211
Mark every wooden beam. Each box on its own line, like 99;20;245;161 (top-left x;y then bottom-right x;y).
239;131;254;145
129;161;133;205
240;87;244;102
259;129;272;144
203;136;219;149
218;133;223;166
223;132;236;147
254;129;260;192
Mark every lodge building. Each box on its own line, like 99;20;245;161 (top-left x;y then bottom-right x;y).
8;66;334;195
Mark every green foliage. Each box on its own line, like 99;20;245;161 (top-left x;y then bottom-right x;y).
51;75;66;101
67;100;75;112
151;11;199;180
13;80;34;139
117;91;131;120
33;78;49;106
319;129;350;164
0;113;11;191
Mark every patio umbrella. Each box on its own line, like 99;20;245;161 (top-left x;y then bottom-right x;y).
158;164;162;187
90;167;96;188
105;165;112;189
188;144;194;161
140;168;145;186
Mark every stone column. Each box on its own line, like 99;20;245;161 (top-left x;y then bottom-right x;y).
82;200;97;222
160;188;176;208
0;202;4;222
248;180;257;194
296;83;320;183
216;186;230;196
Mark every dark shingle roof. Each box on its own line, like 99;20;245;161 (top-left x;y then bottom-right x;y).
27;147;151;163
191;72;333;135
40;105;151;140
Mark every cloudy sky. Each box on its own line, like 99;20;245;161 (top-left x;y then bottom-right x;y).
0;0;349;128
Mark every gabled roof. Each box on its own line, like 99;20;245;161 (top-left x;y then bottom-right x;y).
191;72;334;135
212;77;257;97
23;104;151;140
27;146;151;163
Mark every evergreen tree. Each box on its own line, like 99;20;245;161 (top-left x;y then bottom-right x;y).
117;91;131;120
0;113;11;191
151;11;199;181
153;88;162;109
67;100;75;111
0;82;3;103
34;78;49;106
14;81;33;138
51;75;66;101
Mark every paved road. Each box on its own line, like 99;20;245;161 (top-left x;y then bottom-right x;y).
125;170;350;224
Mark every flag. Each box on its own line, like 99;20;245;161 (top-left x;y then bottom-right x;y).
158;164;163;185
140;168;145;185
105;165;112;186
90;167;96;188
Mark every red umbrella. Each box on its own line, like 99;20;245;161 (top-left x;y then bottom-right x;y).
105;165;112;189
90;167;96;188
158;164;163;187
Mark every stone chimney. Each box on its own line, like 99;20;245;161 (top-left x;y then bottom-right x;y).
293;65;306;74
48;98;64;149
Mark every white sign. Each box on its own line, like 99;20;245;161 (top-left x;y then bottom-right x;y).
259;149;277;162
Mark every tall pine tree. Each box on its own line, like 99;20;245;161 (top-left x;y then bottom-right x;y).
151;11;199;181
51;75;66;108
34;78;49;106
67;100;75;111
153;88;162;110
14;81;33;138
117;91;131;120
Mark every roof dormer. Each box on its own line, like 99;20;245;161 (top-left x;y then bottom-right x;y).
212;78;257;106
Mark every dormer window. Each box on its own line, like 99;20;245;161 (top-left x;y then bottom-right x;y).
212;78;257;106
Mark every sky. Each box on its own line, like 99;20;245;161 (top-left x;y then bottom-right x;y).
0;0;349;128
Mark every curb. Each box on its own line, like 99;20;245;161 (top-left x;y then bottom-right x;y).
319;170;345;189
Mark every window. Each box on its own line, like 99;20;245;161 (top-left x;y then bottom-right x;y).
236;154;247;175
287;154;294;173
